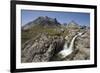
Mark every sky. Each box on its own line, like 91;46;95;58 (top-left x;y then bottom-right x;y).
21;10;90;26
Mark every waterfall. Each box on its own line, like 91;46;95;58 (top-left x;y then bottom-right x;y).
68;34;78;49
63;41;68;50
57;32;83;59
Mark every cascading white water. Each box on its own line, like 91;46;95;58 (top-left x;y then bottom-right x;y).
57;32;83;59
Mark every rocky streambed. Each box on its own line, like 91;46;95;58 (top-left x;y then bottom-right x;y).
21;29;90;63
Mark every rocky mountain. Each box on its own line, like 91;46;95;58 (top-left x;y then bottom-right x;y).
22;16;61;30
21;16;90;63
67;21;80;28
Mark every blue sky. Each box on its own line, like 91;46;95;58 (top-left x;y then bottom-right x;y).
21;10;90;26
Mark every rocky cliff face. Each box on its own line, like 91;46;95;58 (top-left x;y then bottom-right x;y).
21;16;90;63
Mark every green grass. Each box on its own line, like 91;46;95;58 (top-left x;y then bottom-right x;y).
21;25;76;45
21;26;60;44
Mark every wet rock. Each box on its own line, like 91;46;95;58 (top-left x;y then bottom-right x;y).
63;29;90;60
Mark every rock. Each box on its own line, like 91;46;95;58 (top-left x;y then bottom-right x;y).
21;34;64;63
63;30;90;60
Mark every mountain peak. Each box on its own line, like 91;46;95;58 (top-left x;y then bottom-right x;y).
34;16;58;23
22;16;61;30
67;20;80;28
68;20;79;25
33;16;60;26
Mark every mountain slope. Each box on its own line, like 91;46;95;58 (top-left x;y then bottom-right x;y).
22;16;61;30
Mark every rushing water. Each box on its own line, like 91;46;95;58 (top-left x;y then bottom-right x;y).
57;32;83;59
